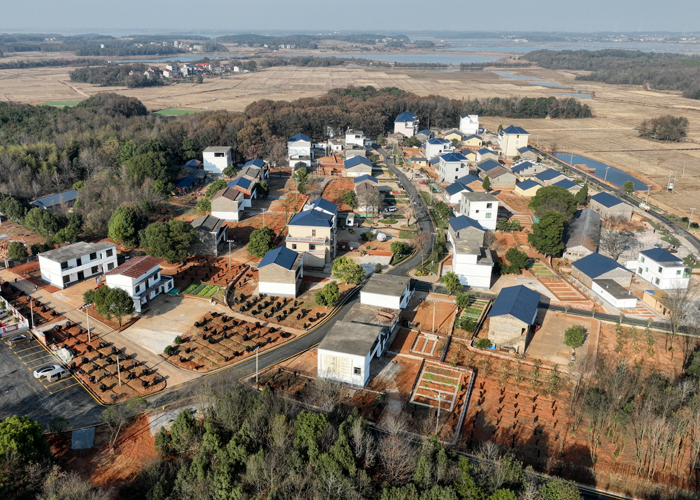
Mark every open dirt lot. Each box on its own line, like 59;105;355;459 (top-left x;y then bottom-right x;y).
4;63;700;212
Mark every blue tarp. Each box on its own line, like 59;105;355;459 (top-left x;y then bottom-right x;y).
175;176;199;189
72;427;95;450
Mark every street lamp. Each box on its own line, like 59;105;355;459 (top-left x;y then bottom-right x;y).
435;394;444;436
604;166;610;183
255;345;260;386
688;208;696;230
80;303;92;342
226;239;235;269
646;184;651;203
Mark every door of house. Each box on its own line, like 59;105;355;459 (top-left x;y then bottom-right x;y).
77;271;84;281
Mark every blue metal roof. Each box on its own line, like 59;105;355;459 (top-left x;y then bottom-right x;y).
478;159;500;172
534;169;563;182
290;133;309;142
344;156;372;169
488;285;540;324
308;197;338;215
640;248;682;263
517;146;534;154
440;152;467;163
591;192;624;209
478;148;495;155
417;129;431;136
354;174;378;185
32;190;78;209
449;215;484;232
175;176;200;189
244;159;265;168
573;252;626;279
429;157;441;166
502;125;529;135
183;159;201;169
427;137;450;145
511;161;535;174
445;183;473;196
228;177;252;190
464;134;482;141
456;174;481;185
288;208;334;227
395;111;418;122
259;246;298;270
516;179;540;191
553;179;578;190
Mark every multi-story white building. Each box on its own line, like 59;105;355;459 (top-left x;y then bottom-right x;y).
459;114;479;135
394;111;419;137
459;192;499;230
39;241;117;289
105;256;174;313
202;147;232;174
438;152;469;182
447;216;494;288
360;274;413;310
425;138;454;160
287;134;312;168
626;248;691;290
345;130;365;147
498;125;529;157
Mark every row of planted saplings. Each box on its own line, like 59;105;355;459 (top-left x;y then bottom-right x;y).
21;294;60;317
73;343;161;392
233;293;317;324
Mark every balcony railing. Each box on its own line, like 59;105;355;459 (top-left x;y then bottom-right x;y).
285;236;328;244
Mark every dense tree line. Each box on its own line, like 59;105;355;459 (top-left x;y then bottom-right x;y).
0;57;102;70
70;64;165;88
639;115;689;141
523;49;700;100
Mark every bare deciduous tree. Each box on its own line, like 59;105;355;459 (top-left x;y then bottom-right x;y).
413;231;431;265
378;436;415;486
599;227;635;260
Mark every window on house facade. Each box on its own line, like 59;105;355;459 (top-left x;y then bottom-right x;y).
89;252;97;261
91;266;98;274
641;256;645;263
475;210;480;214
135;284;141;294
658;267;662;273
106;249;114;257
655;278;660;285
486;203;493;208
676;270;682;275
62;276;70;284
76;258;82;266
310;245;316;250
353;367;361;375
292;244;297;250
645;267;648;272
107;263;114;271
311;229;316;237
485;213;492;218
61;261;68;270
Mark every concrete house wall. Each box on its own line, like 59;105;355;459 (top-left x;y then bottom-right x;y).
203;148;232;174
39;244;117;289
488;313;535;346
258;263;303;297
286;225;333;267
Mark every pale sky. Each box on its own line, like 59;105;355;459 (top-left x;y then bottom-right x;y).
2;0;698;34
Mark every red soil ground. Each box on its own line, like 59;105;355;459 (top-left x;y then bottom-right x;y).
322;179;354;212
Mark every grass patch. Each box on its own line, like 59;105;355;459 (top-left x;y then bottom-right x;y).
463;307;482;316
153;109;202;116
41;101;79;107
644;217;661;231
183;283;201;294
399;229;417;239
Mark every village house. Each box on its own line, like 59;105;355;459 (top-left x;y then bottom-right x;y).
438;153;469;182
39;241;117;289
189;215;227;257
226;177;257;208
105;256;174;313
344;156;373;177
511;161;547;180
446;216;494;288
458;149;478;162
462;135;483;148
476;159;501;177
360;274;413;310
514;179;542;198
211;187;245;222
592;279;638;309
480;166;516;189
425;137;454;160
415;129;432;143
589;192;633;220
443;129;465;143
444;178;475;204
257;247;304;297
345;130;366;147
286;200;337;268
487;285;540;348
572;252;633;289
563;209;601;262
533;169;569;187
552;179;582;194
394;111;419;137
517;147;539;161
459;192;499;230
32;189;78;212
626;248;691;290
459;114;479;135
239;159;270;180
477;148;499;163
345;144;366;159
498;125;529;158
408;157;428;168
202;146;233;175
327;137;345;152
288;133;312;168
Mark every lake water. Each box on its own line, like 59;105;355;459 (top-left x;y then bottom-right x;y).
115;55;239;63
550;92;593;99
492;70;565;88
552;153;646;190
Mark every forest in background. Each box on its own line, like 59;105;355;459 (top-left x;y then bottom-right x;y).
523;49;700;99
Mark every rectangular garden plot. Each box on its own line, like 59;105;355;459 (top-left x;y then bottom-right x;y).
410;364;463;411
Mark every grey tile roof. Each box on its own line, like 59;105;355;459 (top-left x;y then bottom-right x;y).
39;241;115;263
191;215;224;233
318;320;385;357
594;279;633;300
362;274;409;297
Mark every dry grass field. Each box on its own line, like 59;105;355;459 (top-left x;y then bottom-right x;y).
2;61;700;211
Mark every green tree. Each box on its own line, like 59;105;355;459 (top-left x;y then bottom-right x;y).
454;458;484;500
439;271;462;295
0;196;26;222
435;202;451;220
23;207;60;238
0;415;49;462
528;211;567;259
108;205;145;247
623;181;635;194
205;179;228;199
8;242;28;260
500;248;529;274
482;176;491;191
125;151;174;184
488;490;517;500
297;182;308;195
256;180;270;198
140;219;197;263
196;197;211;214
83;285;134;326
456;292;470;309
341;189;357;208
247;227;276;258
294;168;308;184
564;325;586;349
332;256;365;285
223;164;238;177
539;478;582;500
315;281;341;307
390;241;411;256
170;409;198;454
575;183;589;205
529;186;578;217
476;338;491;349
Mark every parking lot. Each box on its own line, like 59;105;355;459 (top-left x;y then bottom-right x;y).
0;335;102;428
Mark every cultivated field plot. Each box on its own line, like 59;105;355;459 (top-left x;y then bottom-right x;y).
538;277;587;302
411;333;442;357
164;310;294;372
152;109;202;115
510;214;533;229
321;179;354;211
529;263;557;278
267;193;308;214
226;212;291;246
162;256;251;291
408;300;458;335
410;364;465;412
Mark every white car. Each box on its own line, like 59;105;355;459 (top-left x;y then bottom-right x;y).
33;364;67;380
384;206;398;213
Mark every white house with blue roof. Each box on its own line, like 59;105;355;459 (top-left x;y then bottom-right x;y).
487;285;540;347
394;111;419;137
589;192;633;220
498;125;529;157
438;152;469;182
344;156;373;178
447;216;493;288
258;247;304;297
285;198;337;268
459;114;479;135
552;178;581;194
514;179;542;197
533;169;568;187
288;133;312;167
626;248;691;290
444;175;479;204
425;137;454;160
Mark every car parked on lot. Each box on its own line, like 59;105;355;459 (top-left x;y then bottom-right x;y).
383;206;398;213
33;364;63;379
7;333;32;347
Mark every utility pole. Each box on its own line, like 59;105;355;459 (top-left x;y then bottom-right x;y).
646;184;651;203
604;166;610;183
30;299;33;330
436;394;444;436
81;303;91;343
255;346;260;386
227;239;235;269
688;208;696;230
